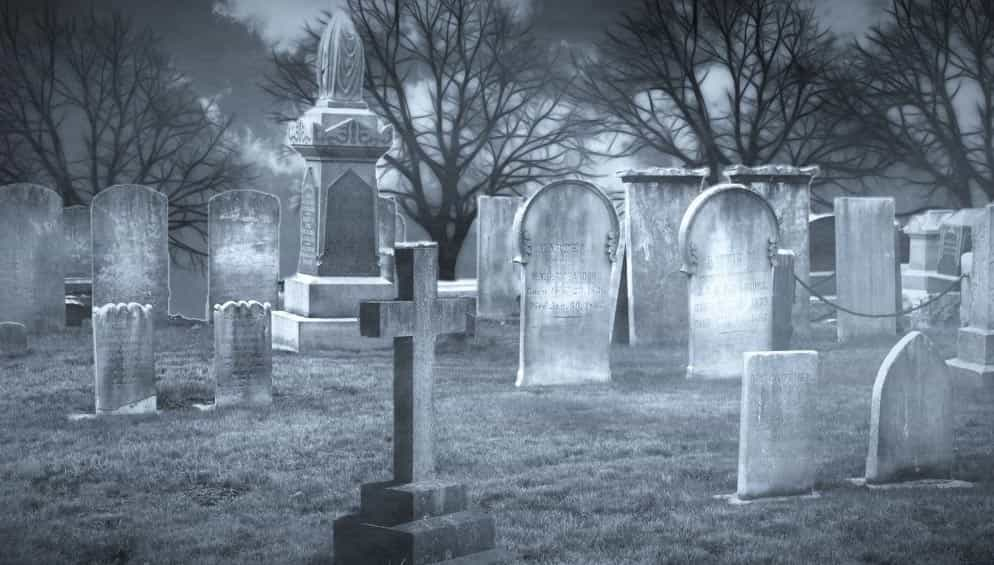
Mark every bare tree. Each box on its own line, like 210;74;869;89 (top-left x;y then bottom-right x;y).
264;0;592;279
0;2;253;266
572;0;878;201
828;0;994;207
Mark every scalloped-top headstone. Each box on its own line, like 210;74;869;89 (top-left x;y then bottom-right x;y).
208;190;280;317
213;300;273;407
867;331;953;484
0;322;28;357
93;302;156;415
679;184;780;379
91;185;169;323
513;180;620;386
0;183;64;333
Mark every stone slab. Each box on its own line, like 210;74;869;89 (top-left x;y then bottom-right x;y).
333;510;496;565
714;492;821;506
360;480;468;527
436;548;513;564
945;357;994;388
271;310;391;352
282;274;394;318
846;478;973;490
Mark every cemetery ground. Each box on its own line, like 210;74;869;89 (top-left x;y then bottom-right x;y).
1;323;992;565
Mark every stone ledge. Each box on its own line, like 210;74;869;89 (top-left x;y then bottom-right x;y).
360;480;468;527
271;311;391;353
333;510;496;565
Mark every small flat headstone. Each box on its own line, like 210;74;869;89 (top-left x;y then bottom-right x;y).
213;300;273;407
736;350;819;500
93;303;157;415
867;331;953;484
0;322;28;357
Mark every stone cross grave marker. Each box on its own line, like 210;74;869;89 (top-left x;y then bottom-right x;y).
93;303;156;415
835;197;898;342
513;180;620;386
679;184;780;379
0;322;28;357
0;183;64;334
334;241;505;565
736;350;819;501
477;194;524;320
620;168;708;345
208;190;280;317
213;300;273;407
91;185;170;324
867;331;953;484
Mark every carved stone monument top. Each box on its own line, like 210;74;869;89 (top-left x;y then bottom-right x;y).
317;8;365;106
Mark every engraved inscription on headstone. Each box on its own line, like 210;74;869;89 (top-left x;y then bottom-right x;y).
208;190;280;317
93;302;156;414
213;300;273;407
514;180;619;386
679;184;779;379
0;183;64;334
298;168;319;274
91;185;170;323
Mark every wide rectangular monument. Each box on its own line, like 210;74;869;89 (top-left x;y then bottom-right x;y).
0;184;64;333
620;168;708;345
91;185;170;324
207;190;281;317
213;300;273;407
93;303;156;415
901;209;959;293
835;197;898;342
477;195;524;320
513;180;620;386
679;184;780;379
867;331;953;483
947;204;994;386
726;165;819;337
737;350;819;500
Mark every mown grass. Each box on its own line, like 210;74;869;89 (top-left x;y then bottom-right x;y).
0;322;991;564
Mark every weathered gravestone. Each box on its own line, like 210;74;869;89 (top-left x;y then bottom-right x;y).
213;301;272;407
477;195;524;320
619;168;708;345
808;213;836;297
678;184;780;379
64;205;92;284
513;180;620;386
835;198;898;342
902;209;957;293
960;251;973;327
377;195;399;281
867;331;952;483
93;303;156;415
207;190;280;318
936;207;985;277
737;350;819;500
726;165;819;336
947;204;994;386
334;242;507;565
0;183;64;333
91;185;170;324
0;322;28;357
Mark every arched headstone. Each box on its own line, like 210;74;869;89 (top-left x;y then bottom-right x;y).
513;180;620;386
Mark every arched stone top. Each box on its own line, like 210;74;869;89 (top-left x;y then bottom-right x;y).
92;184;167;207
511;180;620;265
0;183;62;207
317;8;366;104
678;183;779;274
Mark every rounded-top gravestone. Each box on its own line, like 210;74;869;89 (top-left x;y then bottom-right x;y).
0;183;64;333
679;183;779;379
207;190;280;317
513;180;620;386
91;185;170;323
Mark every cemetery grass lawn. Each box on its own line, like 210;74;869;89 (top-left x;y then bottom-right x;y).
0;322;992;565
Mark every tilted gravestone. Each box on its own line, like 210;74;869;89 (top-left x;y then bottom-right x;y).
334;242;507;565
835;198;898;342
737;350;819;500
91;185;170;324
0;322;28;357
213;300;273;407
207;190;280;317
93;303;156;415
513;180;620;386
867;331;953;483
619;168;708;345
947;204;994;386
477;195;524;320
0;183;64;333
679;184;780;379
726;165;819;336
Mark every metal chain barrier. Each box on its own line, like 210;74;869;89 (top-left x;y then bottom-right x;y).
796;273;965;318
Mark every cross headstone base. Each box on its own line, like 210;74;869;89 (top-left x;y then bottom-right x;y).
332;480;509;565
